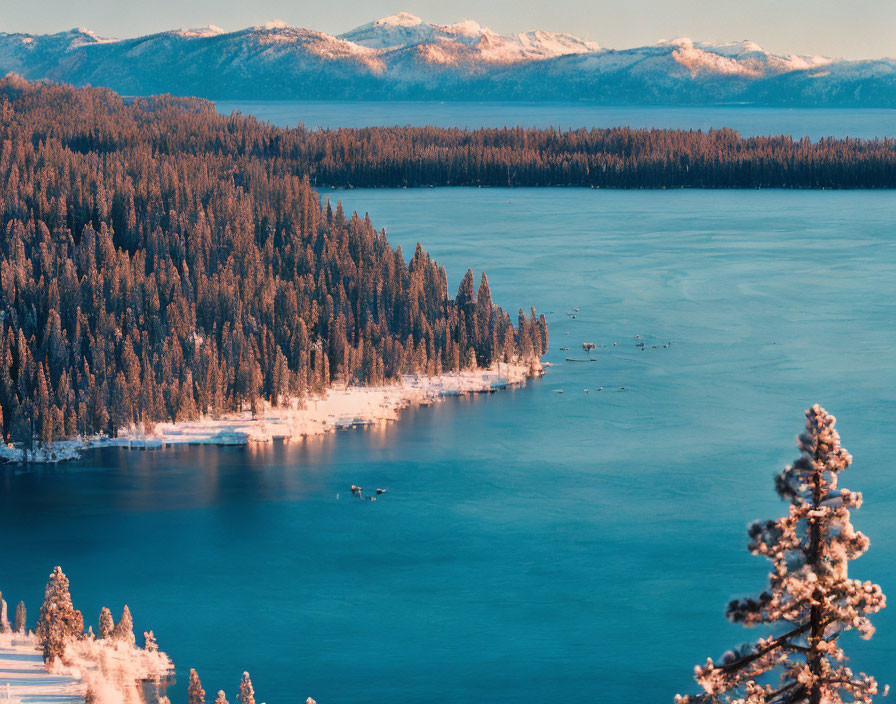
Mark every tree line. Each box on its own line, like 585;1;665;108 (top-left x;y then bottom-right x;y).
281;125;896;189
126;94;896;190
0;78;547;449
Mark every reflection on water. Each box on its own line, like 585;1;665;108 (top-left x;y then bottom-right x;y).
0;401;488;514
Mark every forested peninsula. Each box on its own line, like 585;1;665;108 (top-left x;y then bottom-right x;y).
273;124;896;189
0;79;547;456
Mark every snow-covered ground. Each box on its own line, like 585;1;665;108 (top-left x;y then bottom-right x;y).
0;362;542;464
0;633;84;703
0;631;171;704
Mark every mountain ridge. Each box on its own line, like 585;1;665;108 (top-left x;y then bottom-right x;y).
1;13;894;105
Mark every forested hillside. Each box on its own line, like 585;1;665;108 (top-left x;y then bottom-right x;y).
0;79;547;448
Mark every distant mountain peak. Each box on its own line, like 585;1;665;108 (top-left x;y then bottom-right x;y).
176;25;225;38
68;27;117;46
258;19;289;30
443;19;484;36
375;12;424;27
656;36;694;48
0;16;890;107
339;13;598;61
692;39;766;55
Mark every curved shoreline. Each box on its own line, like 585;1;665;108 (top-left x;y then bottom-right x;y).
1;362;543;465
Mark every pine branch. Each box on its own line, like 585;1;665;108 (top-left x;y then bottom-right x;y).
717;620;826;674
767;682;806;704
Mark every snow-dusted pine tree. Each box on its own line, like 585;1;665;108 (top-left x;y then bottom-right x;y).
98;606;114;639
676;405;887;704
112;605;135;644
144;630;159;652
0;593;9;632
188;668;206;704
214;691;230;704
15;600;26;633
238;672;255;704
37;566;84;661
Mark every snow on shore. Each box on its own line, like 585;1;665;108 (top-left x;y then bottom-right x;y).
0;361;542;464
0;633;84;703
0;632;171;704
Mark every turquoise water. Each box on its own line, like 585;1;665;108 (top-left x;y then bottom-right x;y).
213;100;896;140
1;190;894;703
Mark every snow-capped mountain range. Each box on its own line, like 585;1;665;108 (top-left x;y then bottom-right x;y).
1;12;894;106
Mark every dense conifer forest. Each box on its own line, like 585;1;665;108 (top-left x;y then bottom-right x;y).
0;79;547;448
284;125;896;189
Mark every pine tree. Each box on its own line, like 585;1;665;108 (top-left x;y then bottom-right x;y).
188;668;206;704
98;606;114;639
475;273;493;366
15;600;26;633
238;672;255;704
0;593;9;632
144;630;158;652
675;405;887;704
36;566;84;662
110;371;133;434
111;605;135;644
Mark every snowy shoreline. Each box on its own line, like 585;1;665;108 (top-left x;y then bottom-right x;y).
0;633;84;703
1;361;542;464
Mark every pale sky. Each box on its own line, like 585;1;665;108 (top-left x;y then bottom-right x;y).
2;0;894;59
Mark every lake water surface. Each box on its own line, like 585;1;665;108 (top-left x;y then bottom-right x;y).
1;189;893;703
213;100;896;140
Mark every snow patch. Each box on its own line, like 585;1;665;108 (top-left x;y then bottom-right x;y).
67;28;118;48
0;629;170;704
656;36;694;48
339;15;598;61
444;19;483;36
672;45;762;77
176;25;225;38
248;26;385;70
695;39;765;56
53;636;171;704
0;632;84;704
258;19;289;30
375;12;424;27
655;37;832;77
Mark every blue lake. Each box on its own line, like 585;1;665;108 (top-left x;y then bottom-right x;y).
213;100;896;140
1;189;894;703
